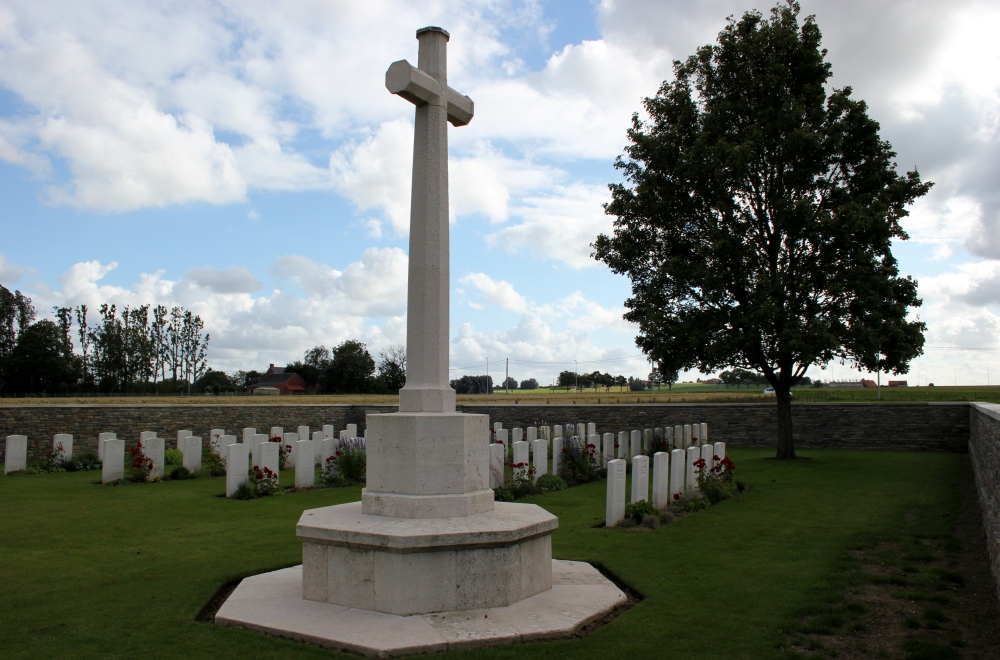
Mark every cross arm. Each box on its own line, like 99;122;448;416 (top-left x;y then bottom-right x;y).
385;60;474;127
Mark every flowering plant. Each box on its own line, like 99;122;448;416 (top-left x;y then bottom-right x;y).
321;437;366;486
125;441;154;482
268;436;288;470
695;454;737;504
39;442;67;472
251;465;279;496
558;436;603;485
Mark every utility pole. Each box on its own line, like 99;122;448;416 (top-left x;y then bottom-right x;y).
505;358;509;394
574;360;578;391
486;357;489;394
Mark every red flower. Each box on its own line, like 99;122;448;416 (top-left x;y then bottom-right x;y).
673;493;680;501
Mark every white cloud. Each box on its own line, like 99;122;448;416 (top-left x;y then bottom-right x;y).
185;266;261;294
487;183;612;268
460;273;529;313
0;254;33;283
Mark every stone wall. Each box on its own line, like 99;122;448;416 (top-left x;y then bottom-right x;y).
458;402;969;452
1;401;969;461
0;404;396;459
968;404;1000;600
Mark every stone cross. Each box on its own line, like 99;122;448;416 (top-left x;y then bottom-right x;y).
386;26;474;414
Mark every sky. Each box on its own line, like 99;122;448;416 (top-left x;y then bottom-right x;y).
1;0;999;388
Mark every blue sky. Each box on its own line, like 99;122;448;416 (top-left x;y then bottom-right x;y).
1;0;999;387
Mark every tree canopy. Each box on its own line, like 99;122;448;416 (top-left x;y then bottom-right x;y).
593;2;930;458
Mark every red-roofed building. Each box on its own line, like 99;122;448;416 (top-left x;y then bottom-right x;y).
250;364;308;395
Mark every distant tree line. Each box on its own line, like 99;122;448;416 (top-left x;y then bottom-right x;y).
0;284;209;395
276;341;407;395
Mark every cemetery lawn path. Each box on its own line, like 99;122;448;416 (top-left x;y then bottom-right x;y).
0;450;985;658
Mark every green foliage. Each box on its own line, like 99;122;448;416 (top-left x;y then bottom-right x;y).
1;320;80;394
63;449;100;472
520;378;539;390
202;450;226;478
558;436;604;485
164;448;183;466
696;455;738;504
169;465;192;480
250;466;280;496
594;2;931;459
231;479;256;500
326;340;376;394
535;473;567;493
320;438;366;487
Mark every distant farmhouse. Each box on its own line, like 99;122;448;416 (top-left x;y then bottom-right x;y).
827;379;905;389
250;364;308;395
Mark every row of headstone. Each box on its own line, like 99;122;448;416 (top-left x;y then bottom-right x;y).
606;442;727;527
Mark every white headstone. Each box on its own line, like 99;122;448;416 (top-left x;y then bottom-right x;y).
643;429;653;453
218;434;237;460
496;428;509;457
297;425;309;443
552;424;563;439
714;441;726;462
102;438;125;483
322;424;335;440
652;452;669;509
258;442;279;476
602;433;614;467
295;440;315;488
512;427;523;444
512;440;529;471
700;423;708;443
183;437;202;472
669;448;686;501
4;435;27;474
686;446;701;492
526;426;537;442
586;422;596;437
630;430;641;462
576;423;586;438
252;434;268;468
53;433;73;462
270;427;283;440
674;425;684;449
631;455;649;503
692;423;700;444
176;429;193;451
684;424;693;447
283;432;298;469
617;431;628;460
701;443;714;471
313;431;326;465
98;432;115;460
146;437;165;480
493;422;503;433
226;443;250;497
606;459;626;527
243;428;256;445
552;436;564;477
489;443;505;489
345;423;358;438
539;426;550;441
532;439;547;482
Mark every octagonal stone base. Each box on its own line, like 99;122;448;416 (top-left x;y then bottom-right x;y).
215;560;627;657
297;501;557;615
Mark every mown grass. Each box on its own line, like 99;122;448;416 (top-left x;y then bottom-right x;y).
0;449;960;658
4;384;1000;406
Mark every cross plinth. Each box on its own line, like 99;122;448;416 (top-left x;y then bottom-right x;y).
387;26;473;414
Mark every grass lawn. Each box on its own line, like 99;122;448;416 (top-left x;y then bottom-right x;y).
0;449;966;658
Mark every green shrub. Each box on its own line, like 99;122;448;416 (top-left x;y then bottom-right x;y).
558;436;603;485
321;438;366;487
696;455;737;504
65;450;100;472
164;449;183;466
170;466;192;480
232;479;256;500
536;473;567;493
202;450;226;478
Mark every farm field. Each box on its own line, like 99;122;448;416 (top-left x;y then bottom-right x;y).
3;384;1000;406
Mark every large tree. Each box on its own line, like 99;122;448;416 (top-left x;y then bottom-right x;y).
593;2;929;459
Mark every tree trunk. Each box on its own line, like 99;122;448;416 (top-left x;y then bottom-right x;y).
775;388;796;459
